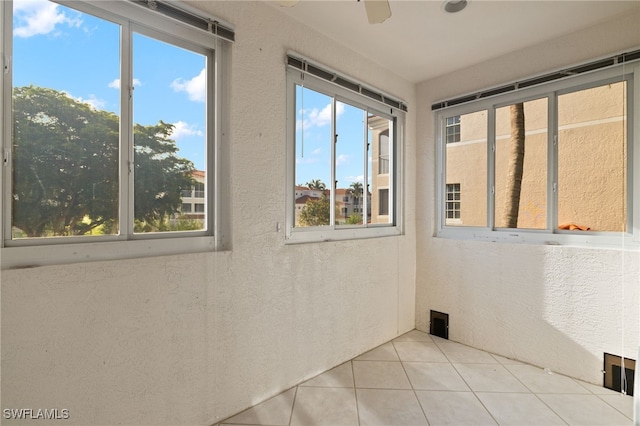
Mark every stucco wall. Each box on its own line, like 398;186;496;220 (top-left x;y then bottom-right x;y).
0;2;416;425
416;9;640;384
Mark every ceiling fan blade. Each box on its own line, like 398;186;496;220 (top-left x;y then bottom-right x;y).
364;0;391;24
278;0;299;6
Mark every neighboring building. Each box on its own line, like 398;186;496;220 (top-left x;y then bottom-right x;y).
445;81;627;232
369;115;392;224
295;185;371;226
180;170;206;221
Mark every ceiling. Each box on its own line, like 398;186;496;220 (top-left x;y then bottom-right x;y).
269;0;639;83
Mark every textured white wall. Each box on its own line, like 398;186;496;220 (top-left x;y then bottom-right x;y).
0;2;416;425
416;9;640;384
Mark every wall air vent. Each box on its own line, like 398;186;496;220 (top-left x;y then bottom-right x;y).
430;310;449;340
604;353;635;396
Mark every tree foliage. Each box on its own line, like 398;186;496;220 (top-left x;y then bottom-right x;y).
345;214;362;225
306;179;327;190
12;85;194;237
299;196;331;226
132;121;194;232
348;181;363;203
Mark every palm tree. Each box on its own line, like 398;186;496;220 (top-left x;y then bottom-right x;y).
502;102;525;228
348;181;363;204
306;179;327;191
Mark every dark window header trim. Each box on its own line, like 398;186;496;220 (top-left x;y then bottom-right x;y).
287;52;408;113
432;48;640;111
128;0;235;42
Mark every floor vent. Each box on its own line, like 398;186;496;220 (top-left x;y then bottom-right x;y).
603;353;635;396
429;310;449;339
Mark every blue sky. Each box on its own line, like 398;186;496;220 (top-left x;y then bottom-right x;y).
13;0;373;185
295;86;373;190
12;0;206;170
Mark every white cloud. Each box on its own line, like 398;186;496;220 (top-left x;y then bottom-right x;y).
311;148;322;155
170;68;206;102
78;95;106;110
108;78;141;90
170;121;203;140
295;157;319;165
345;175;365;183
336;154;349;166
62;90;105;110
14;0;82;38
296;101;345;130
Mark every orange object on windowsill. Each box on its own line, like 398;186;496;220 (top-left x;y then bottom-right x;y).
558;223;591;231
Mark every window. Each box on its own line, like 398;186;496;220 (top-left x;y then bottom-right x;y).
445;116;461;143
1;0;233;267
286;54;405;242
445;183;461;221
378;189;389;216
194;204;205;213
379;130;390;174
181;203;192;213
436;57;639;246
194;182;205;198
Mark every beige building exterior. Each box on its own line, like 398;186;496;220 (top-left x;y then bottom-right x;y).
180;169;206;221
369;115;392;225
445;81;627;232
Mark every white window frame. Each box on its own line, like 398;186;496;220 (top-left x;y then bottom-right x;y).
435;60;640;248
285;58;405;244
0;0;232;268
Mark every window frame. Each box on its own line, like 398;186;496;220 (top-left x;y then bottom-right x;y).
0;0;232;268
435;61;639;248
285;64;405;244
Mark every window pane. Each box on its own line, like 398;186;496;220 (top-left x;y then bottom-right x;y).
446;115;461;143
495;98;548;229
336;102;365;226
294;86;332;227
378;189;389;216
558;81;627;232
369;114;392;224
378;132;390;174
132;33;206;233
445;183;461;219
12;2;120;238
445;111;487;226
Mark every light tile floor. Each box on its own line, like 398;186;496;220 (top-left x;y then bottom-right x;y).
218;330;634;426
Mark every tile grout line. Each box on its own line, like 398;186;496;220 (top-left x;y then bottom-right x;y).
445;350;502;426
351;361;362;426
589;391;635;421
392;338;433;425
287;385;299;426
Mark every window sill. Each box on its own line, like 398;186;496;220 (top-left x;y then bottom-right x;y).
1;236;217;269
435;227;639;250
285;226;401;244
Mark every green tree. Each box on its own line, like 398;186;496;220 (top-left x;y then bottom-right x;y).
306;179;327;190
12;85;194;237
12;85;119;236
348;181;363;203
347;181;364;225
345;213;362;225
132;121;194;232
298;196;331;226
